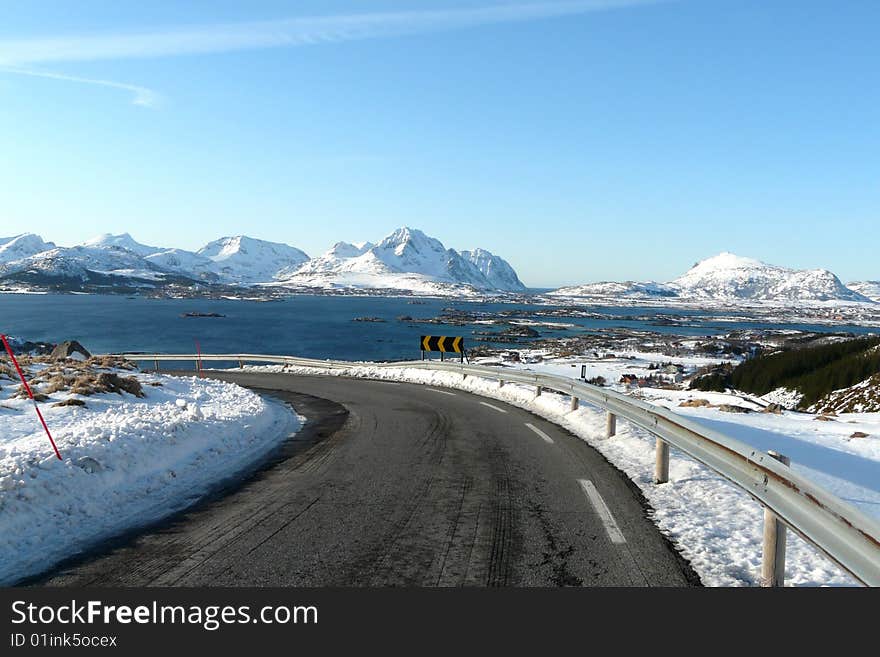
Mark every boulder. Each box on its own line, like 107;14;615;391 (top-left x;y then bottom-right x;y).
717;404;753;414
50;340;91;361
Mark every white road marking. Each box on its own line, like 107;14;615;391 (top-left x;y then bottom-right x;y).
479;401;507;414
524;423;554;444
578;479;626;544
426;388;457;396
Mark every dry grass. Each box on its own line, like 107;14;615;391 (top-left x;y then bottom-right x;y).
2;355;143;400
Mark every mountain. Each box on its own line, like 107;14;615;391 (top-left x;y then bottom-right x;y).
847;281;880;303
460;248;527;292
551;252;873;304
0;234;55;264
0;244;176;287
275;227;525;294
197;236;310;285
0;228;523;295
144;249;220;283
81;233;160;257
552;280;676;299
672;253;869;303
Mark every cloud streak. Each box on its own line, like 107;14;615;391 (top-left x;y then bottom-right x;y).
0;1;663;106
0;1;660;66
1;66;160;106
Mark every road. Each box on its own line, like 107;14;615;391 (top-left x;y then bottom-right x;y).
41;372;699;587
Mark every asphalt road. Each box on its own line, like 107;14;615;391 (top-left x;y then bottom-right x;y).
41;372;699;587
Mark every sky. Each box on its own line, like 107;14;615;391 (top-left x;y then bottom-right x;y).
1;0;878;288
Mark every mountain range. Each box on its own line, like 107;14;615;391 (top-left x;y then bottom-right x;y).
551;252;876;305
0;228;526;295
0;231;875;305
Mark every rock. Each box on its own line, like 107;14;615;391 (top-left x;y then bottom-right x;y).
717;404;753;414
96;372;145;398
75;456;103;473
50;340;91;361
814;415;836;421
52;398;86;408
679;398;712;408
762;403;784;414
850;431;870;439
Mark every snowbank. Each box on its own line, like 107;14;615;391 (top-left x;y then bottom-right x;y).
244;363;860;586
0;372;301;584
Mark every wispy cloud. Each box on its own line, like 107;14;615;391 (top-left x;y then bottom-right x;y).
1;67;160;106
0;1;663;106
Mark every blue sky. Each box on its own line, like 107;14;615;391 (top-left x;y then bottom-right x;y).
1;0;877;287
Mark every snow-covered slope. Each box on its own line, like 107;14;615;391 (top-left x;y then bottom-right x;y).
0;234;55;264
460;248;526;292
276;227;525;294
848;281;880;303
552;252;873;305
197;236;310;285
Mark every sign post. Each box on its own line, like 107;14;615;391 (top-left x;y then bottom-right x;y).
420;335;465;363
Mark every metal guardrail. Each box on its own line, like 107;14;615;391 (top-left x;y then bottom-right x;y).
118;352;880;586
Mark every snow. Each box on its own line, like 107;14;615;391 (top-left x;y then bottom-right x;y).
0;369;301;584
239;361;876;586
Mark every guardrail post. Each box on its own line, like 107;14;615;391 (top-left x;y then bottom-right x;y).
536;386;542;396
570;396;579;411
499;380;504;388
238;357;244;369
605;412;617;438
154;359;159;372
761;451;791;587
654;438;670;484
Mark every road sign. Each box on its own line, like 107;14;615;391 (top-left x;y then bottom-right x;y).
420;335;465;362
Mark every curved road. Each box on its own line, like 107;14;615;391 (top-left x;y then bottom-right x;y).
41;372;699;587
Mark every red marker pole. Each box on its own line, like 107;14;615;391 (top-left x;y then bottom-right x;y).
1;334;63;460
195;340;203;377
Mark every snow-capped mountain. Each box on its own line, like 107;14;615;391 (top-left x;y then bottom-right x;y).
551;252;873;305
144;249;220;283
672;253;869;302
552;280;677;298
275;227;525;294
0;244;171;283
81;233;160;257
847;281;880;303
460;248;527;292
0;234;56;264
197;236;310;285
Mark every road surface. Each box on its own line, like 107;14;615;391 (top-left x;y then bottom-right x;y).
41;372;699;587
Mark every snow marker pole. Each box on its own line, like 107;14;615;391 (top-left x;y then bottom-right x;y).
195;340;203;377
0;334;63;460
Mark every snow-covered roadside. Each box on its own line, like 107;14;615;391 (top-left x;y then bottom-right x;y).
0;371;301;585
242;363;859;586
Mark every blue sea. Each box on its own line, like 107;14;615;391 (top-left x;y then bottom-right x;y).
1;293;876;361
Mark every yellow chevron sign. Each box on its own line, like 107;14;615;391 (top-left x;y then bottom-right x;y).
420;335;464;353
